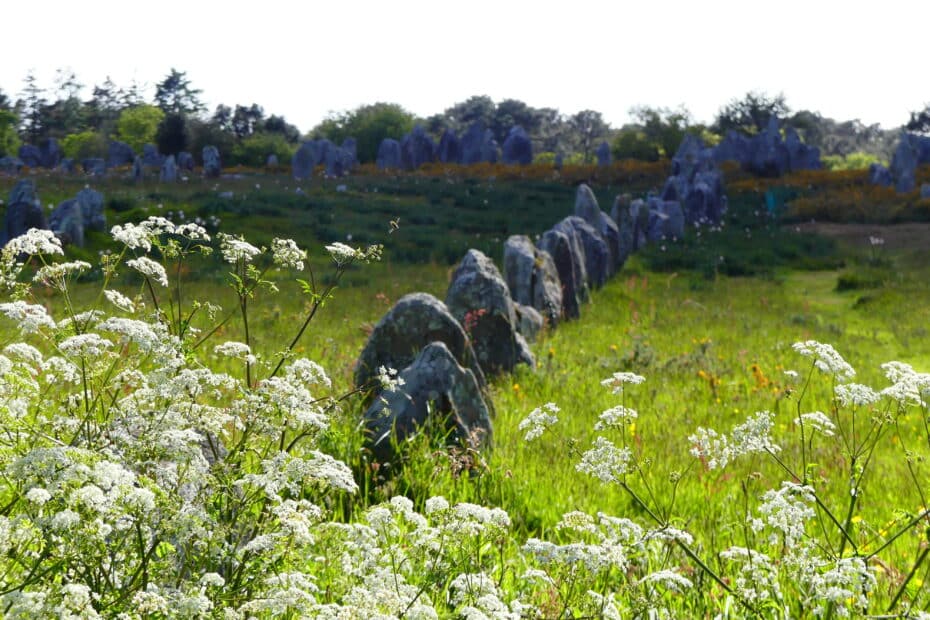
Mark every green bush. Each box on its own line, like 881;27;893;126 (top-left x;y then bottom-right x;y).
60;130;108;160
229;132;296;167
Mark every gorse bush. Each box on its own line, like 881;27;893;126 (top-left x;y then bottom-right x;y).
0;221;929;617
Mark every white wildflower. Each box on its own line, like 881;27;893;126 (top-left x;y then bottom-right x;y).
600;371;646;394
425;496;449;514
808;556;875;616
24;487;51;505
834;383;880;407
518;402;559;441
792;340;855;380
33;260;91;285
4;228;63;256
576;436;633;483
639;569;694;592
784;369;799;380
4;343;43;366
103;289;136;313
218;233;261;264
127;257;169;287
214;341;257;364
175;222;210;240
689;426;732;470
271;238;306;270
0;301;56;333
376;365;405;391
794;411;836;437
59;333;113;358
325;242;360;265
594;405;638;430
200;573;225;587
40;357;80;384
753;482;816;547
98;317;168;353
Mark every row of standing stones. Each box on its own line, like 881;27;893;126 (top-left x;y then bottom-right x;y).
0;140;225;181
354;133;734;463
868;133;930;195
2;179;105;248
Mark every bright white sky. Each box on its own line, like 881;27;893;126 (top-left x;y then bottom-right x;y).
2;0;927;133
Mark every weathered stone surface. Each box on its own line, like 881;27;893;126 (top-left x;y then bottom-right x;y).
574;184;601;226
5;180;46;243
293;140;323;179
76;188;106;231
748;117;790;177
363;342;492;463
501;126;532;165
597;211;621;269
646;199;685;242
82;158;106;176
266;154;279;167
539;228;586;320
481;130;499;163
355;292;485;392
108;141;134;168
18;145;41;168
0;156;22;175
514;303;544;342
39;138;61;169
713;130;751;164
58;158;75;174
341;138;358;168
325;144;347;178
132;156;144;182
922;184;930;200
400;125;435;170
142;143;163;167
177;151;194;171
438;129;461;163
461;122;489;165
160;155;177;182
554;152;563;170
596;141;612;166
376;138;402;170
554;216;610;289
911;134;930;164
672;134;714;179
891;133;918;194
49;199;84;247
202;146;221;178
785;127;821;171
611;194;635;264
503;235;563;327
446;249;534;375
869;163;893;186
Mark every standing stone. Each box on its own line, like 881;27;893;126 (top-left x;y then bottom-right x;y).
142;144;163;167
177;151;195;171
713;130;751;164
611;194;635;264
446;249;534;375
18;145;41;168
539;228;586;320
869;163;893;187
513;303;544;342
785;127;821;171
574;184;601;226
49;199;84;247
292;141;322;179
574;184;620;270
554;152;564;170
438;129;461;164
596;141;612;166
160;155;177;182
501;126;533;165
400;125;436;170
376;138;402;170
480;130;499;164
108;141;135;168
266;154;279;168
203;146;221;178
325;145;347;177
132;156;144;182
503;235;563;327
362;342;492;463
76;188;106;232
355;292;486;393
82;158;106;177
891;133;918;194
460;121;488;165
555;217;610;289
0;156;22;175
5;180;46;243
341;138;359;169
748;117;790;177
39;138;62;169
921;184;930;199
58;158;76;174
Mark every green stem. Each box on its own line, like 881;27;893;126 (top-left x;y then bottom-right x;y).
888;545;930;612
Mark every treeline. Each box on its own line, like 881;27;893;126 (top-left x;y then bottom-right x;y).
0;68;919;168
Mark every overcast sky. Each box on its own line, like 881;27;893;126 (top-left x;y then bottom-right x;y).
2;0;927;133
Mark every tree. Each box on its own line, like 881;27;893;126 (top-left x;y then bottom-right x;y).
117;104;165;152
714;91;790;135
491;98;542;143
443;95;496;131
630;105;694;158
261;114;300;143
311;102;415;163
41;68;86;139
18;71;49;143
567;110;609;163
231;104;264;139
0;109;20;157
906;104;930;135
229;132;296;167
60;130;107;160
156;113;188;156
611;128;660;162
154;68;204;116
85;76;124;132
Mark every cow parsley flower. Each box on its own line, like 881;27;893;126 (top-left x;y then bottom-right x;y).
834;383;879;407
518;402;559;441
103;289;136;313
576;436;633;483
600;372;645;394
33;260;91;286
792;340;855;380
59;333;113;358
218;233;261;264
214;341;257;364
127;257;168;287
4;228;64;256
0;301;56;333
325;242;360;265
753;482;816;546
376;365;404;391
271;238;306;270
794;411;836;437
639;569;694;592
24;487;51;505
594;405;637;430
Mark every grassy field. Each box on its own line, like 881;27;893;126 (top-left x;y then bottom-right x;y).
2;165;930;616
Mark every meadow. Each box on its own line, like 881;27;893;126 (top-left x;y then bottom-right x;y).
1;164;929;617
